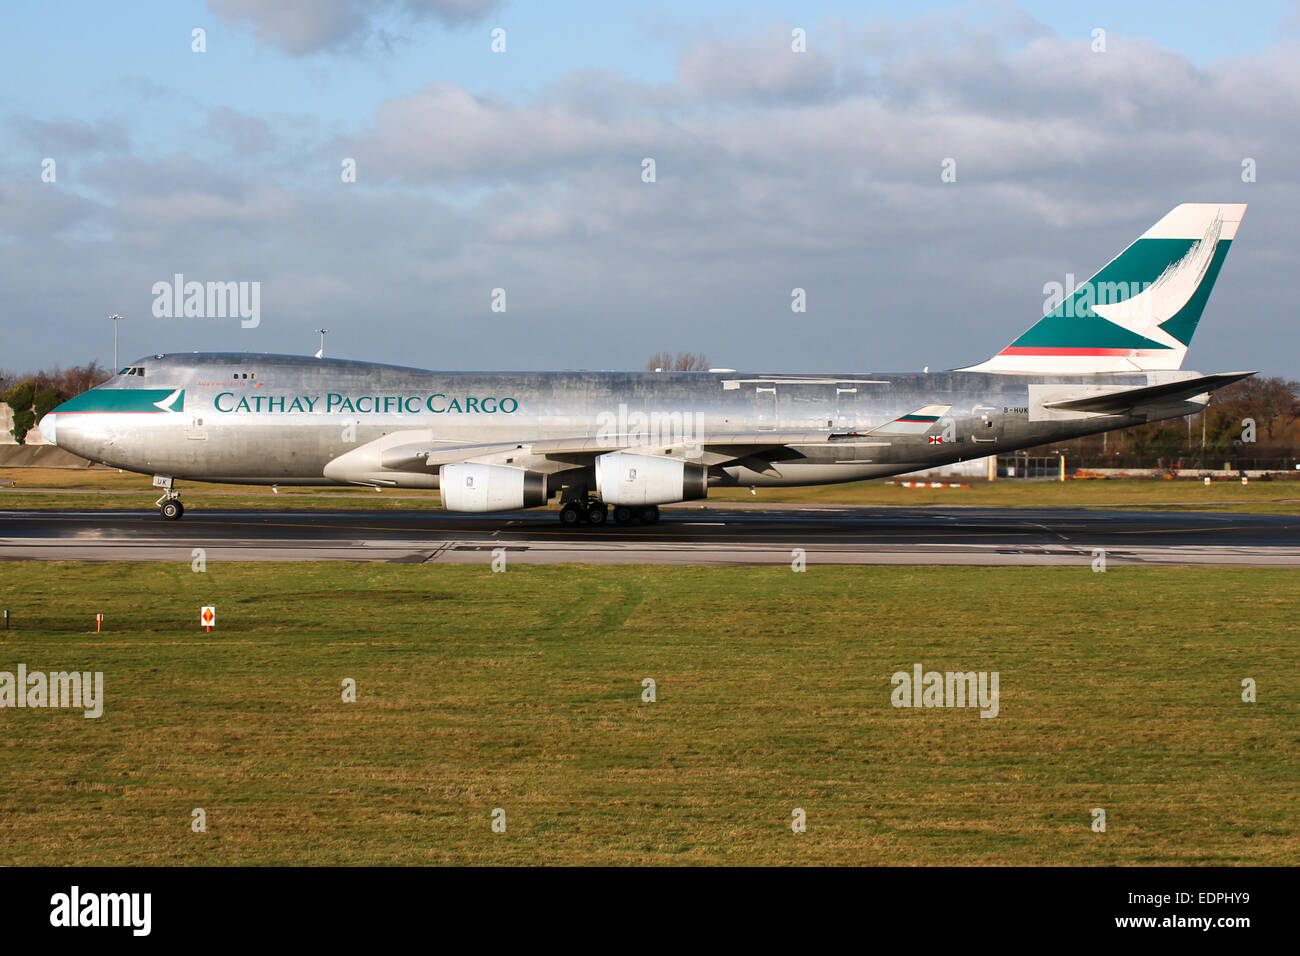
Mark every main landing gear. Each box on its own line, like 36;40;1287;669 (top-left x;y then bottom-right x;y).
613;504;659;525
558;497;658;528
559;498;607;526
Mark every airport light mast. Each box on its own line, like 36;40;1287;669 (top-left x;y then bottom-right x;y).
314;328;328;359
110;314;123;370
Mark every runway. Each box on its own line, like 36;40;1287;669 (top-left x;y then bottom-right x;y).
3;505;1300;566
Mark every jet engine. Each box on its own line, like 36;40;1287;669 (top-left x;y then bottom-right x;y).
441;463;547;512
595;452;707;506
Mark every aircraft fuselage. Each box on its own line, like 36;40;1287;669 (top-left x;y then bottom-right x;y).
44;352;1207;490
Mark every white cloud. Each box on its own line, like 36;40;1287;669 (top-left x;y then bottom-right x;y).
208;0;499;56
3;16;1297;376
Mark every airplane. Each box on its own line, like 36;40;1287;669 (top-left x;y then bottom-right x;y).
40;202;1251;527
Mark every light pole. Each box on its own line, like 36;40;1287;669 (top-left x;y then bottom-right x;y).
110;314;124;371
314;328;328;358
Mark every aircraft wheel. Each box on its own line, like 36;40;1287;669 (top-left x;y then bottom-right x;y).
612;505;635;525
639;505;659;524
559;502;583;526
586;502;608;526
160;500;183;521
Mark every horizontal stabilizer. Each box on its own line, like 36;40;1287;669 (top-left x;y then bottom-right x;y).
1041;372;1254;414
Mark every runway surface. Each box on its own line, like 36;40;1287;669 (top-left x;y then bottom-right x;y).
3;505;1300;566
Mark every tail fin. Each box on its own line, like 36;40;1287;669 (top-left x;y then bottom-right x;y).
961;203;1246;374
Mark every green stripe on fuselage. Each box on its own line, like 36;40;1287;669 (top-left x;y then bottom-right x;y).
54;388;184;413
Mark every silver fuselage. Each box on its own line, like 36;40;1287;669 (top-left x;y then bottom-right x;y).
44;352;1208;492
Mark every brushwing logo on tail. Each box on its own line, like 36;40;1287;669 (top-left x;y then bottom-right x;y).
958;202;1244;374
1090;213;1223;350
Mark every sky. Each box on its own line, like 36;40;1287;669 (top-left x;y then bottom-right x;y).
2;0;1298;376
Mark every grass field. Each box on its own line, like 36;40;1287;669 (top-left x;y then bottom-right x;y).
4;467;1300;513
0;562;1294;865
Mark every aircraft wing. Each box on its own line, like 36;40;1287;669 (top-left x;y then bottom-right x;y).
325;429;832;485
390;431;829;468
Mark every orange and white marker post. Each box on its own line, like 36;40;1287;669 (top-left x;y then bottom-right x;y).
201;606;216;632
95;613;103;633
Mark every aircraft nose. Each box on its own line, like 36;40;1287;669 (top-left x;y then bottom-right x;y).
38;412;58;446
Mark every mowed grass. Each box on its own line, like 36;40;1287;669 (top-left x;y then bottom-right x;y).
711;476;1300;513
4;467;1300;513
0;563;1295;865
0;468;420;512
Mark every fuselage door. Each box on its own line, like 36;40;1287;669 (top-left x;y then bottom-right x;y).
835;386;858;430
971;404;1000;444
755;385;777;429
187;414;207;440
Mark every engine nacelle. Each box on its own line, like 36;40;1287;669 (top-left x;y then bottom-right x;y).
441;463;547;512
595;452;707;506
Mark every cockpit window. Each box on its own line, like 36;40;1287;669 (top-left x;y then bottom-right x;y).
118;367;145;376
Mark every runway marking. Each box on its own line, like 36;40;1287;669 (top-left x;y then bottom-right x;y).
6;508;1300;568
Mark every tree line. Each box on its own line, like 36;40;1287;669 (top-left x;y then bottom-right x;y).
1027;376;1300;470
1;362;111;443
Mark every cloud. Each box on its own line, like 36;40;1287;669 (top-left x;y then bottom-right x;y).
3;14;1297;378
203;108;275;157
352;82;678;182
9;117;129;155
207;0;499;56
677;25;839;103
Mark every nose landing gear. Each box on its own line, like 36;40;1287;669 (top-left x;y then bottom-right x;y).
154;476;184;520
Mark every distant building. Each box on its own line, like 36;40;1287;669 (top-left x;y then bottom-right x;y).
900;456;991;480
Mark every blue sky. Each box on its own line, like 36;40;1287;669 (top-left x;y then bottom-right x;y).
5;1;1295;151
2;1;1298;375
